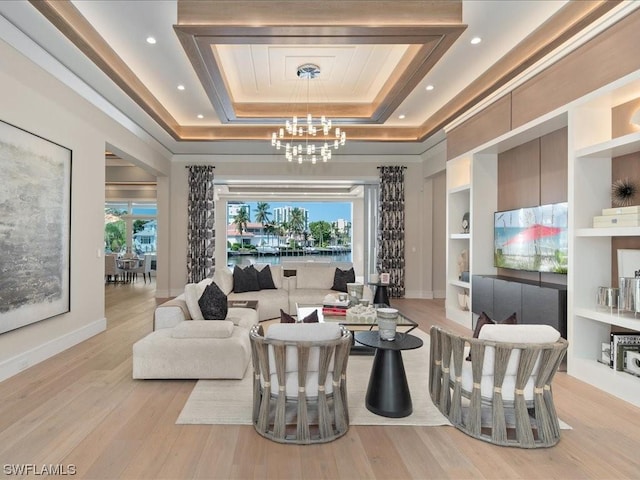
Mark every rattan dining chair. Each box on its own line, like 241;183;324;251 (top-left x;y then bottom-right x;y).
249;322;351;444
429;324;568;448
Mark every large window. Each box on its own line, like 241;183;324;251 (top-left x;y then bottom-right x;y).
105;201;157;255
225;200;352;267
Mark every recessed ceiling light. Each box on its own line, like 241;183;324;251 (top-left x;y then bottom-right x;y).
146;36;156;45
398;114;406;120
197;114;204;119
425;84;434;91
470;36;482;45
177;85;185;91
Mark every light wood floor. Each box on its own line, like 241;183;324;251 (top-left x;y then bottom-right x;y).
1;283;640;479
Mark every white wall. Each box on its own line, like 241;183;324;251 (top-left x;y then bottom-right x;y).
431;171;447;298
0;34;170;380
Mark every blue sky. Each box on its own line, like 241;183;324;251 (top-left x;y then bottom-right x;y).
228;201;351;224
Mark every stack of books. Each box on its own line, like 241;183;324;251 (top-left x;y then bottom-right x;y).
609;332;640;374
593;205;640;228
322;304;348;316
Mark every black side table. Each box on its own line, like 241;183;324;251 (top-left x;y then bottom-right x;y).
369;282;390;305
355;331;423;418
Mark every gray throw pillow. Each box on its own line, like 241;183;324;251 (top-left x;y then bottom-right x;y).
198;282;228;320
233;265;260;293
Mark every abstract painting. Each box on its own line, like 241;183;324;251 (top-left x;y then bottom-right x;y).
0;120;71;334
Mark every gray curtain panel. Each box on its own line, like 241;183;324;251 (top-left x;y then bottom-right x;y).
377;166;406;298
187;165;215;283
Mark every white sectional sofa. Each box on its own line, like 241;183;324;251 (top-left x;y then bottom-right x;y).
135;262;371;380
154;262;372;326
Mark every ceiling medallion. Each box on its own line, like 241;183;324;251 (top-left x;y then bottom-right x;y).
271;64;346;164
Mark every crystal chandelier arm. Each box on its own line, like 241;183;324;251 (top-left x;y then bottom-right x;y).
270;63;346;164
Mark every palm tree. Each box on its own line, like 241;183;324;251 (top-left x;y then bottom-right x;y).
233;207;250;247
289;207;306;245
255;202;271;249
331;221;341;246
264;222;277;249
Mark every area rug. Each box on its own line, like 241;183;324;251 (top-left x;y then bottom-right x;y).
176;328;571;429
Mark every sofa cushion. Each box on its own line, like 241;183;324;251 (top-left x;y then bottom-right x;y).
467;311;517;361
472;311;517;338
171;320;234;339
267;322;341;341
230;289;289;322
214;267;234;295
226;307;259;330
198;282;228;320
256;264;276;290
184;278;214;320
133;326;251;379
478;325;561;377
331;267;356;292
233;265;260;293
479;324;560;343
266;323;342;395
296;265;336;290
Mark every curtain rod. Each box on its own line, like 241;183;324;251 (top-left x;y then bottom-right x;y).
185;165;215;168
377;166;407;169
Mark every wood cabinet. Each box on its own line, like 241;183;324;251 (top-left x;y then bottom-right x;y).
471;275;567;338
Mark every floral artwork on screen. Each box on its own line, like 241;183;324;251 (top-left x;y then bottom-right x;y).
494;202;568;274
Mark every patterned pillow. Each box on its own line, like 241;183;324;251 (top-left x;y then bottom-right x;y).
331;267;355;292
233;265;260;293
198;282;228;320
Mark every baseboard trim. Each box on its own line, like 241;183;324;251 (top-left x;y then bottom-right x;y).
433;290;446;299
0;317;107;382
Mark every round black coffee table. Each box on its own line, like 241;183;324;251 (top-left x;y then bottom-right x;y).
355;331;423;418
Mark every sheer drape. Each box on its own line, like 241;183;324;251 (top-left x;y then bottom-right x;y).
377;166;405;298
187;165;215;283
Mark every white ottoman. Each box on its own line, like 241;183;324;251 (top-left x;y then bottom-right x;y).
133;308;258;379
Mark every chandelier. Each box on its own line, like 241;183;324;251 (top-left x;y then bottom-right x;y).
271;64;346;164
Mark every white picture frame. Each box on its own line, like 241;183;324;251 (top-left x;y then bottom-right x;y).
617;249;640;279
380;272;390;284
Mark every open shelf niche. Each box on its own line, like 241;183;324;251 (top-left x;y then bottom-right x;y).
445;149;499;329
568;72;640;407
445;156;472;326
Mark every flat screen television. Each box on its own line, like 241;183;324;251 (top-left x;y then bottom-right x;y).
494;202;568;274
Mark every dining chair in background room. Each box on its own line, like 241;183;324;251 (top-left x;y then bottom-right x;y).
131;255;153;283
105;254;125;283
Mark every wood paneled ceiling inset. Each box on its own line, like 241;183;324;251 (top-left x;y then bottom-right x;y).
173;25;465;125
28;0;624;143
